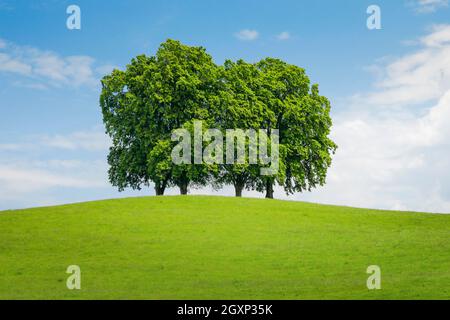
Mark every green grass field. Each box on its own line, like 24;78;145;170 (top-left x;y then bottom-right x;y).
0;196;449;300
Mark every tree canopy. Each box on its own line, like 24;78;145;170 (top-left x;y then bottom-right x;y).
100;39;336;198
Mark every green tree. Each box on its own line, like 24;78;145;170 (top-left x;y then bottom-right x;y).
100;39;220;195
100;40;336;199
256;58;337;198
215;59;273;197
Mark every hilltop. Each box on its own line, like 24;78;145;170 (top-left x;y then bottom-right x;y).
0;196;448;299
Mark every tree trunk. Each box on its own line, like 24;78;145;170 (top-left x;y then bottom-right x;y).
234;183;244;197
177;171;189;195
155;183;166;196
265;180;274;199
179;182;188;195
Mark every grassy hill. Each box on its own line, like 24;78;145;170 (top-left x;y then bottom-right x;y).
0;196;448;300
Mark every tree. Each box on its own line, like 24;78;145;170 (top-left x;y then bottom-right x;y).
171;119;219;195
100;39;220;195
214;60;266;197
100;56;156;194
100;40;336;199
255;58;337;198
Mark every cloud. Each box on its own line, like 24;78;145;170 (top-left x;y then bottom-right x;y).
0;143;22;151
276;31;291;41
0;128;111;153
411;0;449;13
39;129;111;151
0;165;103;193
420;24;450;47
11;81;48;90
355;24;450;107
0;128;111;208
0;38;113;89
298;25;450;213
0;157;111;211
0;53;32;75
235;29;259;41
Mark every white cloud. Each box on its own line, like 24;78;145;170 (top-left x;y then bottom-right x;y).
0;165;101;193
0;159;111;211
0;141;110;208
420;24;450;47
39;130;110;151
235;29;259;41
0;127;111;207
0;38;112;89
0;52;32;75
411;0;449;13
0;128;111;153
36;159;84;169
295;25;450;213
276;31;291;41
11;81;48;90
0;143;22;151
355;25;450;107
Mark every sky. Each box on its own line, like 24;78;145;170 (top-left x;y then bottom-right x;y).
1;0;450;213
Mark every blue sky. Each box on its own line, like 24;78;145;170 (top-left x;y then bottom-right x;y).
1;0;450;212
